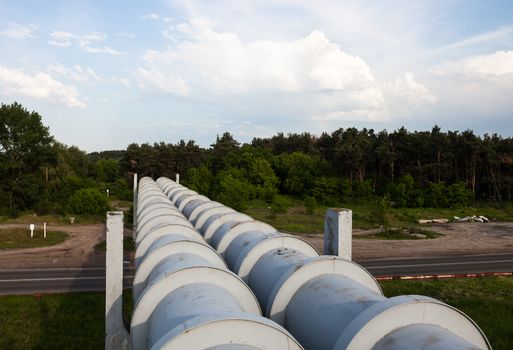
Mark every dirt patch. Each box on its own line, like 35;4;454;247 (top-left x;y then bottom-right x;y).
302;221;513;259
0;223;133;269
2;221;513;269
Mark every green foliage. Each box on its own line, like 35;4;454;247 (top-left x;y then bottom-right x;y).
109;178;132;201
93;159;119;183
304;196;317;214
67;188;109;215
311;177;340;204
214;168;253;211
369;196;390;227
0;102;55;215
185;166;213;196
271;195;290;214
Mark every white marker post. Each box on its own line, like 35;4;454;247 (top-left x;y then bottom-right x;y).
324;208;352;259
29;224;35;238
43;222;47;239
176;173;180;184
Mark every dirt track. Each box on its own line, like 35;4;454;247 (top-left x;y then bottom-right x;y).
0;223;132;269
1;222;513;269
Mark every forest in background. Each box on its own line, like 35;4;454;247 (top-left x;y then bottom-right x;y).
2;102;513;216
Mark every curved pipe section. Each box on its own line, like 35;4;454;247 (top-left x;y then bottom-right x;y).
156;177;491;350
131;178;303;350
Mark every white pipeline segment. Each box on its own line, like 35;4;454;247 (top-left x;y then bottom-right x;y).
157;177;491;350
131;178;303;350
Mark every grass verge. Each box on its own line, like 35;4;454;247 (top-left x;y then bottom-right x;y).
379;276;513;350
0;228;68;249
0;277;511;349
243;198;513;233
94;237;135;252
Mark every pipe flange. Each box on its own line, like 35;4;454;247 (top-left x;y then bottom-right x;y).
212;221;277;255
135;225;204;266
152;313;304;350
133;239;226;301
234;234;319;282
333;295;491;350
202;213;253;242
194;206;235;231
268;256;382;322
130;266;261;350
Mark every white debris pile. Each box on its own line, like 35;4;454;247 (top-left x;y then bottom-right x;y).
453;215;489;223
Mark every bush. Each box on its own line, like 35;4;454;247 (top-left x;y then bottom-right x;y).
271;195;290;214
304;196;317;214
67;188;109;215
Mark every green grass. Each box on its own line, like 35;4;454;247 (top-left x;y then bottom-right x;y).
0;228;68;249
94;237;136;252
356;227;443;240
243;198;513;233
379;276;513;350
0;277;510;349
0;290;134;350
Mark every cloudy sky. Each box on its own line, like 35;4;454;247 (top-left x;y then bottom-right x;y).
1;0;513;151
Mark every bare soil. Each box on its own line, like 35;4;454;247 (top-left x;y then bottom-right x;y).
303;221;513;258
1;221;512;269
0;223;133;269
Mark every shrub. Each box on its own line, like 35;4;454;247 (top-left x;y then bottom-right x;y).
304;196;317;214
67;188;109;215
271;195;290;214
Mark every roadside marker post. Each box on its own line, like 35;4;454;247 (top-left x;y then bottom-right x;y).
29;224;35;238
43;223;47;239
175;173;180;184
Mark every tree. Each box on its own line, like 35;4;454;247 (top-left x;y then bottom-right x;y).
0;102;55;214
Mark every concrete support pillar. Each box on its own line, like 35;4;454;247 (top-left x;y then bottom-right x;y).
324;208;352;259
105;211;129;350
132;173;138;240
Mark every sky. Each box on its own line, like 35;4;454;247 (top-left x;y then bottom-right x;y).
1;0;513;152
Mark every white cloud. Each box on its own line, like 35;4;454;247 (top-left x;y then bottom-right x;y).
383;73;436;115
432;51;513;78
116;32;136;38
0;23;37;39
48;30;124;55
48;31;74;47
136;68;190;95
0;65;85;108
137;18;432;121
48;63;102;83
141;13;160;21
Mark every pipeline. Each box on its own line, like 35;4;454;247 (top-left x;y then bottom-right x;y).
156;177;491;350
130;177;303;350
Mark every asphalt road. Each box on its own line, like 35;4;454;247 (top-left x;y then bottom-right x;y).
1;253;512;295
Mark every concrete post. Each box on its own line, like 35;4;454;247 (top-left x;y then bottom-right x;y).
175;173;180;184
105;211;129;350
324;208;352;259
132;173;138;240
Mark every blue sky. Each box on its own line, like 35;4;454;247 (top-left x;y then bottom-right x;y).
1;0;513;151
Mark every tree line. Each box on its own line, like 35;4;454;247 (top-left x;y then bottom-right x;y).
123;128;513;211
2;102;513;216
0;102;131;216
